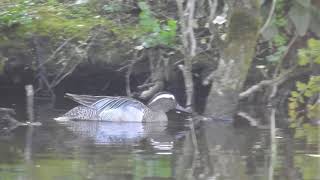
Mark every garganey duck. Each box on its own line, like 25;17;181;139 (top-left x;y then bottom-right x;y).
54;92;189;122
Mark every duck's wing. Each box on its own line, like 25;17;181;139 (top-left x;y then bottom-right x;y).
65;93;146;112
65;93;118;108
93;96;146;112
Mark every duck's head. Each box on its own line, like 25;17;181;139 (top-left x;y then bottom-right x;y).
147;92;191;113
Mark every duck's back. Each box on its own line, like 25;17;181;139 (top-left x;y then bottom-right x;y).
61;94;148;122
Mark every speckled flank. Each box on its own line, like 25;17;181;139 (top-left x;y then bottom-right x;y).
64;106;98;120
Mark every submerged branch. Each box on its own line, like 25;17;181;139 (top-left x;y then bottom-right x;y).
0;107;15;115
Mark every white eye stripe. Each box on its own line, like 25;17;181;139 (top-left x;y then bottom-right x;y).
150;94;175;103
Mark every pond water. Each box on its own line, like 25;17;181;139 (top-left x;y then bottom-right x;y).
0;95;319;180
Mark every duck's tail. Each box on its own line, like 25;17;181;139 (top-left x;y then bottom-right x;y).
64;93;108;107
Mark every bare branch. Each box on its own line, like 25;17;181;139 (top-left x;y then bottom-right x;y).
239;67;311;99
50;61;81;88
139;49;165;99
139;81;164;99
202;58;225;85
237;111;259;126
38;37;74;68
137;82;155;90
126;60;134;97
274;34;298;76
259;0;277;34
176;0;196;109
125;50;145;96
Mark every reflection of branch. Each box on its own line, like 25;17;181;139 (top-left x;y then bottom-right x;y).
268;108;277;180
0;107;15;115
189;117;199;180
259;0;277;34
189;119;199;154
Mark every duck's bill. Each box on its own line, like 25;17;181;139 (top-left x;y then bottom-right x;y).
175;104;192;114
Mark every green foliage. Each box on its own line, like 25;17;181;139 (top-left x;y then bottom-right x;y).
294;153;320;180
288;39;320;148
266;45;286;63
0;0;99;38
263;0;320;65
137;1;177;48
294;124;319;144
0;0;36;27
288;39;320;123
0;54;7;74
265;0;290;63
138;2;160;32
298;39;320;65
102;1;123;13
288;76;320;121
0;0;176;46
289;0;312;36
272;34;288;47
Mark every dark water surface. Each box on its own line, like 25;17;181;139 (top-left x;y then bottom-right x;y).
0;97;319;180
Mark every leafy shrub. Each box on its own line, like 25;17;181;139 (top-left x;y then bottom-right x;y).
288;39;320;124
137;1;177;48
0;0;36;27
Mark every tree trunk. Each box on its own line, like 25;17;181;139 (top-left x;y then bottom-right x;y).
204;1;261;119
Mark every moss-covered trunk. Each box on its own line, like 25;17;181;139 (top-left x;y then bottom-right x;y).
204;1;261;119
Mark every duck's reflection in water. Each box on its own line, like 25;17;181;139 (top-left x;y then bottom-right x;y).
57;120;185;152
